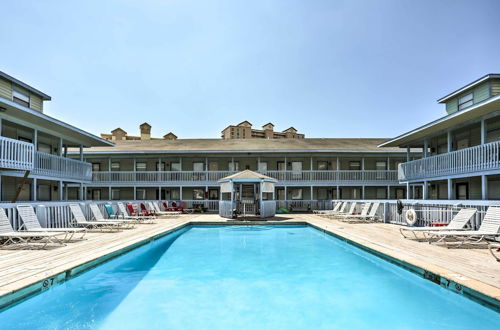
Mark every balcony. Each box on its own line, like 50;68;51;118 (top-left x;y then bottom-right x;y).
0;136;34;171
398;140;500;182
33;152;92;181
91;170;399;185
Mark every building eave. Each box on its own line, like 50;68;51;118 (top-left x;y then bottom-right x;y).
437;74;500;103
0;71;51;100
379;94;500;148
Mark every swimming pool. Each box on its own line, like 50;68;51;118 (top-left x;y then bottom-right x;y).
0;225;498;329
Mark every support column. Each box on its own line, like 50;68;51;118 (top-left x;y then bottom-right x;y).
406;146;410;162
482;175;488;200
58;138;63;156
58;181;63;201
336;157;340;170
284;186;287;201
33;129;38;151
79;183;83;201
337;185;340;199
387;185;390;200
361;186;365;200
310;186;313;201
406;182;410;200
133;186;137;200
32;178;37;201
423;139;428;158
481;119;487;145
180;186;183;200
447;178;453;200
109;186;112;200
447;131;452;152
310;157;313;171
79;145;84;161
423;181;428;200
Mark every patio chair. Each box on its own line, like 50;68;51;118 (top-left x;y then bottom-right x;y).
128;203;156;219
320;202;347;218
69;204;123;231
399;208;476;239
140;203;156;216
327;202;357;219
150;202;181;216
89;204;136;228
488;242;500;262
339;202;371;221
0;208;66;249
314;201;342;215
342;202;381;223
425;205;500;246
16;204;86;241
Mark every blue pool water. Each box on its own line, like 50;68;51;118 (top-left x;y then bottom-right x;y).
0;225;499;329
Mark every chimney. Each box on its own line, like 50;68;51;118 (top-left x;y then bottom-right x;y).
262;122;274;139
110;128;127;140
139;122;151;140
163;132;178;140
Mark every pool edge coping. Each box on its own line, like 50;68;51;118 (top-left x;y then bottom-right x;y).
0;219;499;313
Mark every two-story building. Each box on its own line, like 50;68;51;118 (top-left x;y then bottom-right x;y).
77;128;414;209
381;73;500;200
0;71;113;201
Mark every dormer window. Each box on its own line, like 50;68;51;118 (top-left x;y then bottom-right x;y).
458;93;473;110
12;88;30;107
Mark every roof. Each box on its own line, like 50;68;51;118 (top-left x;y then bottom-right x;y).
79;137;408;154
0;97;114;147
0;71;51;101
140;122;151;128
111;128;127;134
379;94;500;148
437;73;500;103
219;170;276;182
237;120;252;126
283;127;297;133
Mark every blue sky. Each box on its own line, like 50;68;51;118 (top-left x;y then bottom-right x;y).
1;0;499;139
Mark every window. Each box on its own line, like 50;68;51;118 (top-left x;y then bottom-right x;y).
92;163;101;172
349;161;360;170
376;188;387;199
209;161;218;171
111;189;120;200
37;184;51;201
258;161;267;171
193;189;204;200
317;161;328;171
277;188;285;200
193;162;204;171
170;189;180;200
209;189;219;200
458;93;473;110
37;142;52;154
170;162;181;171
91;189;101;200
228;161;239;171
376;161;387;179
18;136;32;143
12;88;30;107
136;189;146;200
135;162;147;171
111;162;120;171
156;162;165;171
456;183;468;200
290;188;303;200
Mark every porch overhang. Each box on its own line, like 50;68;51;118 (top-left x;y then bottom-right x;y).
379;95;500;148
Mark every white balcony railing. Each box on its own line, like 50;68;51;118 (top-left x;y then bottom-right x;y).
33;151;92;181
0;136;34;170
91;170;398;184
399;140;500;181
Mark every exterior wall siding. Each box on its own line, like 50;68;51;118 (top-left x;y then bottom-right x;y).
30;94;43;112
491;79;500;96
445;82;491;114
0;78;11;100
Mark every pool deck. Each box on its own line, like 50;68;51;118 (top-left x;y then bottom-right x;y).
0;213;499;310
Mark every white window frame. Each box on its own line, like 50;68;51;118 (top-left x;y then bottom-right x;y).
135;162;147;171
458;92;473;111
12;88;30;107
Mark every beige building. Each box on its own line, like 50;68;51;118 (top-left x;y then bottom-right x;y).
101;123;177;141
221;121;305;139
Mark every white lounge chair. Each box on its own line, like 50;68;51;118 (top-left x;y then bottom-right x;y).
488;242;500;262
89;204;136;228
149;202;181;217
0;208;66;249
342;202;381;223
339;202;371;221
69;204;123;231
321;202;347;218
425;205;500;246
117;202;155;223
328;202;357;219
16;205;86;241
314;202;341;215
400;208;476;240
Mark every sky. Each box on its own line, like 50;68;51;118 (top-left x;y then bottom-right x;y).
1;0;499;140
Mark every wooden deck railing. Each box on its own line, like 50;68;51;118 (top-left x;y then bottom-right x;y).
0;136;34;171
399;140;500;181
91;170;399;184
33;152;92;181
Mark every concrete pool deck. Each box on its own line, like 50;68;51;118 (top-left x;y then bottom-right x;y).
0;213;499;310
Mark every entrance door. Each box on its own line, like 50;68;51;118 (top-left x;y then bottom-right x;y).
456;183;468;200
291;161;302;180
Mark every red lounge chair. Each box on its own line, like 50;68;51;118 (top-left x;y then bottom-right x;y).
140;203;156;216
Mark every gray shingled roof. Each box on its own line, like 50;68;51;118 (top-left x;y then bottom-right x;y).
81;138;404;154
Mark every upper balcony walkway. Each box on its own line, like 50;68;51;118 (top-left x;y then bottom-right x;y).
398;139;500;182
0;136;92;182
90;169;400;186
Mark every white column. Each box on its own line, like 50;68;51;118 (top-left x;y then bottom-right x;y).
284;186;287;201
79;145;84;161
180;186;183;200
447;131;452;152
406;182;410;200
257;156;261;171
58;181;63;200
447;178;453;200
362;186;365;199
481;119;487;145
79;183;83;201
482;175;488;200
58;137;63;156
310;186;313;200
133;186;137;200
387;185;390;200
336;157;340;170
423;139;428;158
337;185;340;199
310;157;313;171
108;186;112;200
32;178;37;201
0;117;2;135
33;129;38;150
406;146;410;161
423;181;428;200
